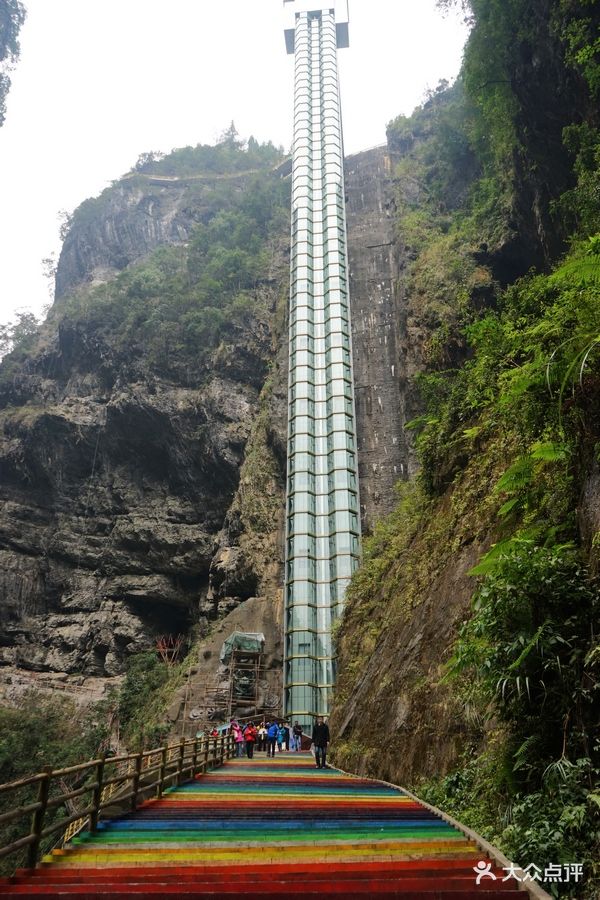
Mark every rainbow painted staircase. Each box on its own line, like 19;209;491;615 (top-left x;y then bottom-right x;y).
2;754;531;898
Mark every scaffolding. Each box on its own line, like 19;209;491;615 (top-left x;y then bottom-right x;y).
180;632;279;736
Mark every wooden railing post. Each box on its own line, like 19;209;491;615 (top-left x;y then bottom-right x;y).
191;736;199;777
131;751;143;812
90;755;106;833
157;747;167;798
27;766;52;870
220;733;225;765
176;739;185;785
203;737;209;773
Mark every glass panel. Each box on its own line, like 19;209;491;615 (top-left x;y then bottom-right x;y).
289;451;316;473
288;510;316;533
288;493;316;515
287;582;316;605
287;631;314;656
288;534;316;557
288;557;316;579
289;472;316;492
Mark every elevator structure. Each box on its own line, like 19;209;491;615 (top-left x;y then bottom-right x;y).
282;0;361;729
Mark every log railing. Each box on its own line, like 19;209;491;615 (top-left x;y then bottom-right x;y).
0;732;233;871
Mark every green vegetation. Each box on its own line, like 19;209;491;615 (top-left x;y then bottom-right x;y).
64;132;286;237
0;653;184;870
117;651;183;750
335;0;600;894
0;692;111;785
133;125;283;177
0;691;112;874
0;309;43;360
0;0;26;127
406;239;600;895
429;546;600;879
231;367;285;535
338;235;600;890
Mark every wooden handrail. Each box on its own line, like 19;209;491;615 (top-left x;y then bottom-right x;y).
46;784;98;810
0;773;46;794
0;732;236;873
0;834;37;861
50;760;102;778
0;802;42;828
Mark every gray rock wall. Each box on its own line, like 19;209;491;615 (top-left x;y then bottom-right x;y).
346;147;413;529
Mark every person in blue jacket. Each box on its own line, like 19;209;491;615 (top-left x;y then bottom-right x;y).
266;721;279;758
277;723;285;752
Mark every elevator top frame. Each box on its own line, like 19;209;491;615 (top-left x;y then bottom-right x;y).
283;0;349;54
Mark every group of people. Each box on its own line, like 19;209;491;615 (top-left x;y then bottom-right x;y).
214;716;330;767
227;719;304;759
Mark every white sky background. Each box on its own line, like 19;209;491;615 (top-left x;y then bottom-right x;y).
0;0;469;326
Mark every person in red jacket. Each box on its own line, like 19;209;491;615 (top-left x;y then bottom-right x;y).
243;722;258;759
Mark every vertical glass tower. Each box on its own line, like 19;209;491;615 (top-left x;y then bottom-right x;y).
283;0;360;729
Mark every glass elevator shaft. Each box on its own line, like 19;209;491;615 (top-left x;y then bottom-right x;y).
283;4;360;729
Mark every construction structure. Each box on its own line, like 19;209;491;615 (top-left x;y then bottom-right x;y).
220;631;266;720
180;631;280;735
282;0;361;729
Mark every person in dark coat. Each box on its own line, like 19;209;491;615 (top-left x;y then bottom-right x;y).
292;721;303;751
312;716;330;769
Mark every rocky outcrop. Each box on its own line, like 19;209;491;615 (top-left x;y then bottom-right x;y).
56;174;243;300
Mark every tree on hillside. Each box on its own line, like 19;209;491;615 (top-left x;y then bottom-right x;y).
0;0;26;127
218;121;243;149
0;309;39;359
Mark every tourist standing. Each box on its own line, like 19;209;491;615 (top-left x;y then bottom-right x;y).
244;722;257;759
277;723;285;753
266;721;278;757
257;722;267;752
312;716;330;769
231;720;244;757
292;721;303;751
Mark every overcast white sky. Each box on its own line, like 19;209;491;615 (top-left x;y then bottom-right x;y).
0;0;469;326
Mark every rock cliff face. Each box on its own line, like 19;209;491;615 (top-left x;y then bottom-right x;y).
0;153;291;703
55;179;200;299
0;318;284;683
345;148;412;529
54;169;278;301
